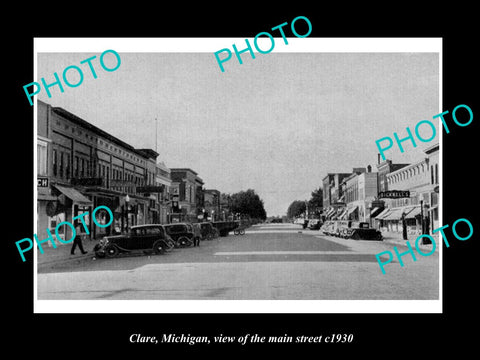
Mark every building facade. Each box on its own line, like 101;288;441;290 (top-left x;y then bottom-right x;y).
322;172;352;219
36;100;169;241
170;168;203;222
204;189;221;220
376;157;409;194
376;144;439;236
155;161;172;224
343;170;379;223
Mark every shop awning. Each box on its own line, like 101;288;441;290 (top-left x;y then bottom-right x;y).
53;185;93;206
375;208;391;220
370;207;384;218
404;206;421;219
37;193;57;201
383;208;404;220
325;208;335;218
338;209;348;219
347;206;358;216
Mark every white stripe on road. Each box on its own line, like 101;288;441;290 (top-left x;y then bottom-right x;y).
243;230;307;234
214;251;375;256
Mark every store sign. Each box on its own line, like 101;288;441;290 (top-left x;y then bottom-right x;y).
136;185;164;193
71;177;103;186
378;190;410;199
37;177;49;187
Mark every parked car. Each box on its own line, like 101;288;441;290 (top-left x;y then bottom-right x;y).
320;221;335;235
343;222;383;240
334;220;351;237
163;223;195;247
308;219;321;230
94;224;172;258
196;221;219;240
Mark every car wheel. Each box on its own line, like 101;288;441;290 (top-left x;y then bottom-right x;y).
105;245;118;258
239;229;245;235
153;240;166;255
206;232;214;240
178;236;190;247
234;229;239;235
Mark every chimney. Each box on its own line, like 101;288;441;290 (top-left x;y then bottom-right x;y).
377;153;381;165
367;165;372;173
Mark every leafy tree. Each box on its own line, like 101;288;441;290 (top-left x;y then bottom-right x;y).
287;200;306;219
222;189;267;220
308;187;323;214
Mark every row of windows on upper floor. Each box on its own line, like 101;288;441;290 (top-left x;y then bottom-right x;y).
39;142;167;186
387;163;439;186
53;118;148;165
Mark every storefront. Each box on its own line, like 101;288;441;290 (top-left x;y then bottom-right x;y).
49;184;93;243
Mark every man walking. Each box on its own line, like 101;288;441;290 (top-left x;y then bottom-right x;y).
71;219;88;255
401;212;408;240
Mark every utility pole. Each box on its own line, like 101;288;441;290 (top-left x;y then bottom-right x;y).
155;117;158;153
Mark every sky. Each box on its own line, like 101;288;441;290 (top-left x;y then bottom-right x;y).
37;45;439;216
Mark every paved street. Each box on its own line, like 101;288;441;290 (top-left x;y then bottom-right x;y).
37;223;439;301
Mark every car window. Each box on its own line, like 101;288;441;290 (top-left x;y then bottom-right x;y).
167;225;185;233
131;228;143;236
145;227;162;235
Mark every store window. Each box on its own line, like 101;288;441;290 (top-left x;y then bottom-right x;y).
37;140;48;176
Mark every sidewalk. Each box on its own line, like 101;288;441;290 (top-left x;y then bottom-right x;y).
382;230;438;251
36;238;100;266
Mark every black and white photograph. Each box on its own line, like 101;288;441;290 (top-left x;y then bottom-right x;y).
7;7;478;356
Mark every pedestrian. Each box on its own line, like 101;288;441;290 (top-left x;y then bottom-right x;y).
193;224;201;247
71;219;88;255
401;212;408;240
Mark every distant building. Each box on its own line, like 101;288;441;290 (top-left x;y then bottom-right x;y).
376;155;409;193
204;189;221;220
170;168;203;222
343;169;379;223
322;172;352;208
155;161;172;224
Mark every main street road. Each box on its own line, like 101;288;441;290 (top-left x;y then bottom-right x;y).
37;223;439;301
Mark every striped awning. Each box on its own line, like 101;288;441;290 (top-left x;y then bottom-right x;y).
404;206;421;219
375;208;391;220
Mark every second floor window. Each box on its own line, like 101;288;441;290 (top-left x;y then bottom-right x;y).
37;141;48;176
52;149;57;176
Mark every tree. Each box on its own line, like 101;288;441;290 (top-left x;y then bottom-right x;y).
308;187;323;215
287;200;306;219
230;189;267;220
222;189;267;220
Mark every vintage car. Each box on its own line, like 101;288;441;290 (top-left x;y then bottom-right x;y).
320;221;335;235
334;220;352;237
163;223;195;247
212;221;239;237
197;222;219;240
308;219;321;230
343;222;383;240
94;224;172;258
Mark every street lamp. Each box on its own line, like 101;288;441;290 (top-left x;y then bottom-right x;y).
124;194;130;233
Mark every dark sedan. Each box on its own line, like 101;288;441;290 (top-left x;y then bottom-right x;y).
163;223;195;247
94;224;173;258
